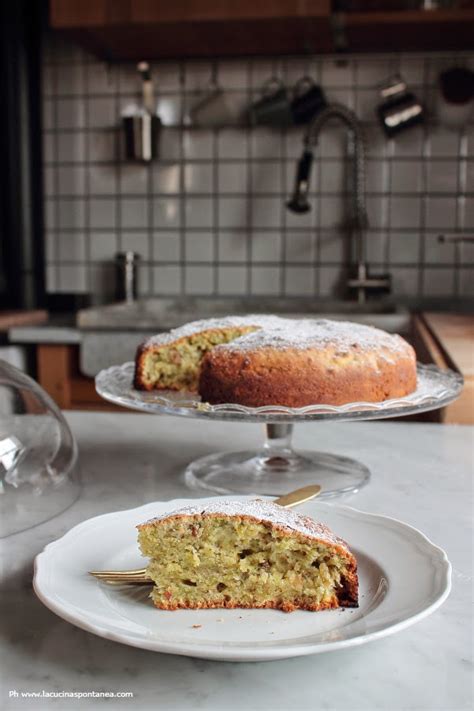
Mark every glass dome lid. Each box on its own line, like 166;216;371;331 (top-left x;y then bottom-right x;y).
0;359;80;537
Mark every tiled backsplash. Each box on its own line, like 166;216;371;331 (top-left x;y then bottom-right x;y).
42;36;474;302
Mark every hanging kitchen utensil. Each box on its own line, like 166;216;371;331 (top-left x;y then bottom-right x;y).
122;61;162;162
376;74;425;137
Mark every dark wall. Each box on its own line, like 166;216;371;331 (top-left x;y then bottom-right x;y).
0;0;45;309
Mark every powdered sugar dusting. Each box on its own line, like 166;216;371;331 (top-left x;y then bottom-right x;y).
140;499;351;552
141;314;410;357
142;315;284;348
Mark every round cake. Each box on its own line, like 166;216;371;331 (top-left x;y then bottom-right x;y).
134;315;417;407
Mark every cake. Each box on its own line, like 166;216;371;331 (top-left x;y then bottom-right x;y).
134;315;417;407
137;499;358;612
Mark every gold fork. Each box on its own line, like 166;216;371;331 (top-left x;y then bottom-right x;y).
88;485;322;585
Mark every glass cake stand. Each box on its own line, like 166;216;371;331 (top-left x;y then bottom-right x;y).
95;363;462;498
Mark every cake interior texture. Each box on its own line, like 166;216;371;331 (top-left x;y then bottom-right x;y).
137;326;256;391
138;514;357;612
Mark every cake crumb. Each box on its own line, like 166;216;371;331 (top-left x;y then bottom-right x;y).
192;624;202;629
216;618;224;622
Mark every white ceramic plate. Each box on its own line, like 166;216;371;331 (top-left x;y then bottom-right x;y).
34;497;451;662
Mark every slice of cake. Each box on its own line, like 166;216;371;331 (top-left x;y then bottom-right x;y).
137;500;358;612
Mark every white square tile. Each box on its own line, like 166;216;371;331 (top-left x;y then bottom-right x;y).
86;62;118;94
43;134;55;162
57;133;86;162
250;266;281;295
319;230;346;262
88;263;116;302
464;197;474;229
56;166;86;196
425;197;457;229
218;129;247;159
153;232;181;262
185;61;213;91
320;196;346;229
184;265;214;294
366;232;388;263
284;266;314;296
319;266;344;297
286;203;314;230
44;231;56;261
392;126;424;158
285;231;314;262
459;268;474;297
153;164;180;194
251;162;281;194
120;165;149;194
152;265;182;294
120;198;149;229
367;196;389;229
217;266;248;294
250;60;276;90
426;160;458;193
185;197;213;228
43;167;55;196
89;165;117;195
218;61;247;90
119;65;141;93
325;87;355;110
429;128;460;158
58;199;86;229
391;267;419;296
160;128;182;162
218;197;247;230
157;94;182;126
87;97;116;128
42;99;54;130
88;130;117;162
356;89;379;123
390;197;421;229
57;265;88;293
45;265;57;292
183;130;213;160
389;232;420;264
252;197;281;229
424;233;456;265
391;160;422;193
137;264;151;296
399;56;425;86
218;231;247;262
422;268;454;296
44;201;55;230
321;59;353;87
57;98;86;129
356;59;392;87
121;232;150;260
154;62;181;91
185;233;214;262
320;160;347;193
318;127;347;159
219;163;248;193
251;129;282;160
58;232;86;262
184;163;213;193
251;232;281;262
153;198;181;228
90;232;118;261
90;198;116;229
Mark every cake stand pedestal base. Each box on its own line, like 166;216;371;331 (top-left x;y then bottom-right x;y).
184;424;370;497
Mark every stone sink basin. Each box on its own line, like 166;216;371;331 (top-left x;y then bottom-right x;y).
77;298;411;376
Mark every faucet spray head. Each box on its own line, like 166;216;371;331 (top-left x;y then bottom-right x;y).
286;149;313;214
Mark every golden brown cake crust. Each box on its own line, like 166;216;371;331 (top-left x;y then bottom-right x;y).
138;501;359;612
199;343;417;407
134;315;417;406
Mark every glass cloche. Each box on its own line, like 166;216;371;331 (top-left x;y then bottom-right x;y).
0;359;80;537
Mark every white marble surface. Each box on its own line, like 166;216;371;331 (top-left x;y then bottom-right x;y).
1;413;472;711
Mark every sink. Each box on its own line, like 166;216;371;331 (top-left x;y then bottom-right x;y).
78;297;410;333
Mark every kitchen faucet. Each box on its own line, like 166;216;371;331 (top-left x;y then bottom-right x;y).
287;103;390;304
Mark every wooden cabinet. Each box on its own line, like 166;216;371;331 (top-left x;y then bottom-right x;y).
49;1;474;59
49;1;333;60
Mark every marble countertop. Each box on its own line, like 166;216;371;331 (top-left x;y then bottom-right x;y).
1;414;472;711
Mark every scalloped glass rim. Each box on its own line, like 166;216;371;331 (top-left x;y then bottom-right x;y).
95;362;463;423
